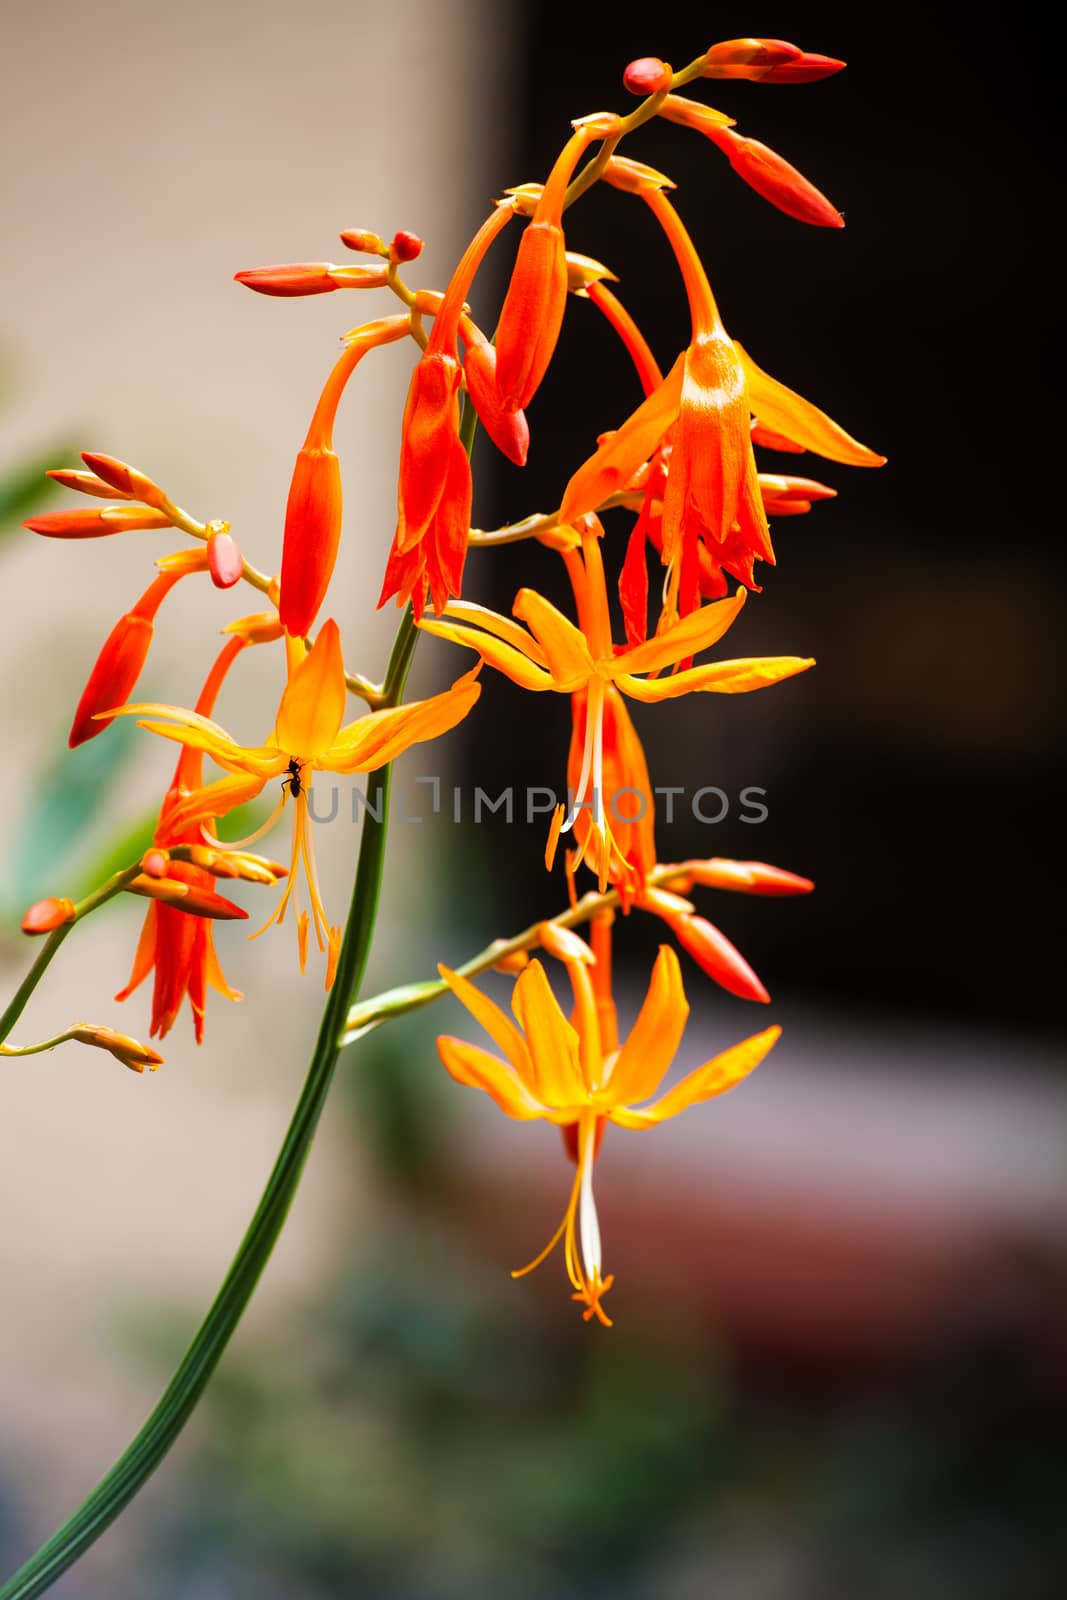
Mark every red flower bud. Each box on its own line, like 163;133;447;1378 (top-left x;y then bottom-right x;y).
758;52;845;85
685;858;814;896
339;228;387;255
79;452;169;508
704;125;844;228
25;506;171;538
278;446;343;637
703;38;801;79
207;526;243;588
663;911;770;1002
46;468;134;501
389;230;424;263
461;330;529;466
21;896;76;934
234;263;340;297
623;57;672;95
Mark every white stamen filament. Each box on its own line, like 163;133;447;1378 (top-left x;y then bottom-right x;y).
561;679;605;836
577;1119;602;1279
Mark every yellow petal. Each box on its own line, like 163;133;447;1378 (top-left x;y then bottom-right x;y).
437;963;534;1082
611;1024;780;1127
274;617;347;759
610;588;747;677
442;600;549;667
325;669;480;774
418;618;557;691
165;771;271;834
511;959;587;1109
134;717;281;776
735;342;886;467
605;946;689;1106
559;353;685;522
512;589;596;687
436;1036;546;1120
618;656;814;702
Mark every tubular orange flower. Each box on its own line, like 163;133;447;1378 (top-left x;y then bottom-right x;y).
420;519;812;884
68;550;208;747
495;119;616;412
112;620;481;981
116;636;250;1043
379;202;517;620
437;941;780;1323
279;314;409;638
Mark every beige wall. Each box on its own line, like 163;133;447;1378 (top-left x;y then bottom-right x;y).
0;0;505;1578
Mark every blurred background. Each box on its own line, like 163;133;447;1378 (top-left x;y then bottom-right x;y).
1;4;1063;1598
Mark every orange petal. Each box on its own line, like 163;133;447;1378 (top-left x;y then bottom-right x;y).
326;669;481;774
611;588;747;676
606;946;689;1106
559;353;684;524
437;1036;545;1120
513;589;596;686
274;618;347;758
437;964;533;1080
511;960;587;1109
618;655;814;701
735;342;886;466
417;618;557;691
612;1025;780;1127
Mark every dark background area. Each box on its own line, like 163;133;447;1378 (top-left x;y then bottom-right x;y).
452;6;1063;1029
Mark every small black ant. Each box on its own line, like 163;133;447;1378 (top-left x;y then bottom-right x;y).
282;758;303;799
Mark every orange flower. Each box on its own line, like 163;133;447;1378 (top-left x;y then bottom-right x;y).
495;118;616;412
420;518;811;885
379;203;517;620
437;938;780;1323
565;683;656;903
114;620;481;980
116;637;250;1042
279;314;409;638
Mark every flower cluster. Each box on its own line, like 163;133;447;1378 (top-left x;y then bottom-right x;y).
16;33;882;1326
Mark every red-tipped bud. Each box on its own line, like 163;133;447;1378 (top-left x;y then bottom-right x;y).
207;526;243;588
461;331;529;467
702;125;843;228
71;1023;164;1073
21;896;76;934
751;418;806;453
140;849;170;879
663;910;770;1002
127;875;249;919
235;263;341;297
684;858;814;896
759;53;845;85
183;844;287;884
46;468;134;501
623;57;672;95
223;611;285;645
80;452;170;509
538;921;595;964
703;38;801;79
339;228;387;255
25;506;172;539
759;474;837;516
389;229;424;263
602;155;677;195
279;445;343;637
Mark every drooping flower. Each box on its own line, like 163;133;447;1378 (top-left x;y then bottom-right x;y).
115;637;253;1042
437;937;780;1323
379;202;518;620
113;620;481;980
419;517;811;886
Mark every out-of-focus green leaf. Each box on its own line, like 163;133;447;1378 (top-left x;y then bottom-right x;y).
0;444;74;537
1;719;139;916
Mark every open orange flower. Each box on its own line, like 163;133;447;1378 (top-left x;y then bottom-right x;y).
116;637;250;1042
113;621;481;981
437;937;780;1323
420;518;811;884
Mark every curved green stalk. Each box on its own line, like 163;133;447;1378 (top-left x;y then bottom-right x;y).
0;609;418;1600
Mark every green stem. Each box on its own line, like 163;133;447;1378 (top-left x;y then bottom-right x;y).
0;609;418;1600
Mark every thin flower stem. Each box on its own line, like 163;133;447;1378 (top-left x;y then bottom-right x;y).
469;491;643;548
0;865;143;1047
341;858;698;1044
0;608;419;1600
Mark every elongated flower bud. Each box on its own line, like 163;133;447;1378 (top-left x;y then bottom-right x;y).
79;452;170;509
127;875;249;919
758;52;845;85
71;1023;164;1073
461;324;529;466
21;896;76;934
658;907;770;1002
279;446;342;636
223;610;285;645
759;474;837;516
683;858;814;895
703;125;843;228
25;506;172;538
339;228;387;255
46;468;134;501
702;38;801;79
234;263;345;296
